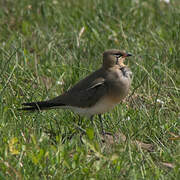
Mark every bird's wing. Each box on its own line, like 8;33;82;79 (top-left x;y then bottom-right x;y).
50;77;107;108
20;77;107;110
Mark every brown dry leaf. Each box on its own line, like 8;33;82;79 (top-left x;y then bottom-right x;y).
168;132;180;141
160;162;175;169
115;132;127;142
101;132;126;145
169;136;180;141
101;132;154;152
133;140;154;152
101;133;114;145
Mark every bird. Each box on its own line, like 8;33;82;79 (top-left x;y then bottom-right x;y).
20;49;132;133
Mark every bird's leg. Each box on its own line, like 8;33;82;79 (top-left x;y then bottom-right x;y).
76;115;86;135
98;114;105;135
78;115;82;126
90;115;94;126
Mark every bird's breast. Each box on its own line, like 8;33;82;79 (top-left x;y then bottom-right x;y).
107;67;132;99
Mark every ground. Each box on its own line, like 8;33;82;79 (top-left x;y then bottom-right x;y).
0;0;179;179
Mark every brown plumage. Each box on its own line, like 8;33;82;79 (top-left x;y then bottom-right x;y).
20;49;132;120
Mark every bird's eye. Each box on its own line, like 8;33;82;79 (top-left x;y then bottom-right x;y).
116;55;122;58
114;54;122;58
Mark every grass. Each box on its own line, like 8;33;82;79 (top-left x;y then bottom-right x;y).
0;0;180;179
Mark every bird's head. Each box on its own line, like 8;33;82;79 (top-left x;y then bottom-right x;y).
103;49;132;68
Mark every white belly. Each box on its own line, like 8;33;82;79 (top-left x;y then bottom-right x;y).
66;96;119;117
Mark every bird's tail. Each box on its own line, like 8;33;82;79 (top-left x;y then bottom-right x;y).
19;101;65;111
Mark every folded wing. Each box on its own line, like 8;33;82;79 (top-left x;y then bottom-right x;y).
20;77;107;111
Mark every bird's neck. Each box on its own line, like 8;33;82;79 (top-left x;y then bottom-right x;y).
120;66;132;79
